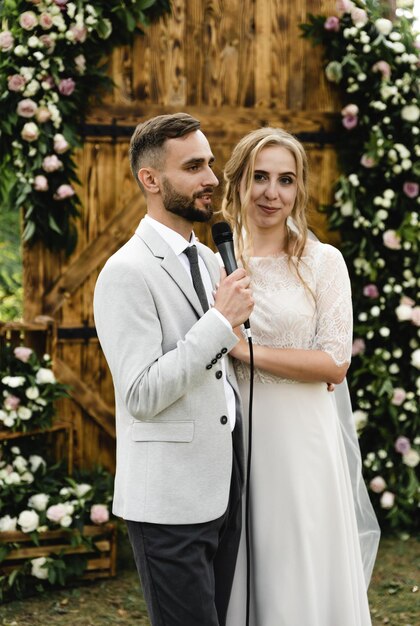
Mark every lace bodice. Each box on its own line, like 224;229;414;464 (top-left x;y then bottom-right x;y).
234;241;353;384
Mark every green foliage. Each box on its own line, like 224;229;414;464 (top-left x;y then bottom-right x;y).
0;203;23;321
0;0;169;253
301;2;419;532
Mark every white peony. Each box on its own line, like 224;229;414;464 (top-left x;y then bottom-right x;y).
0;515;17;531
380;491;395;509
411;349;420;369
375;18;392;35
35;368;56;385
31;556;49;580
1;376;26;388
402;449;419;468
28;493;50;511
18;509;39;533
17;406;32;420
401;105;420;122
25;386;39;400
60;514;73;528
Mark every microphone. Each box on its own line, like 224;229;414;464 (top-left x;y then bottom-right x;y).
211;221;251;332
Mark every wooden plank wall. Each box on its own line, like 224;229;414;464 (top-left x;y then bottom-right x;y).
23;0;339;472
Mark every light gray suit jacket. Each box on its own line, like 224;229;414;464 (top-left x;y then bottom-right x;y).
94;219;244;524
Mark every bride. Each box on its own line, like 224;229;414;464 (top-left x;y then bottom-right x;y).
222;127;380;626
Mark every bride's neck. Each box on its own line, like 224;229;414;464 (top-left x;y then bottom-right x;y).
251;227;290;257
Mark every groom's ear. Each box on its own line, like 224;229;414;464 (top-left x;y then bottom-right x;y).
138;167;160;194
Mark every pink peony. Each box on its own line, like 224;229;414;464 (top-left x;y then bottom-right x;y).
342;115;358;130
21;122;39;142
372;60;391;80
383;230;401;250
34;175;49;192
363;284;379;298
19;11;38;30
4;395;21;411
394;436;411;455
380;491;395;509
351;8;368;27
53;134;70;154
0;30;14;51
17;98;38;118
336;0;354;13
54;184;75;200
391;388;406;406
369;476;386;494
351;338;365;356
46;504;67;523
324;16;340;32
36;107;51;123
58;78;76;96
70;25;87;43
411;307;420;327
39;34;55;53
42;155;63;172
400;296;415;307
14;346;33;362
39;13;53;30
402;182;419;198
90;504;109;525
360;155;376;168
8;74;26;92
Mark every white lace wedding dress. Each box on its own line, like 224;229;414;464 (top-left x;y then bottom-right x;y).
226;240;376;626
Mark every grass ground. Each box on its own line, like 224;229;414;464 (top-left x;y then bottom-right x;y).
1;537;418;625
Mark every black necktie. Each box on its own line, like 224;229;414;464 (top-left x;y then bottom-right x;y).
184;245;209;313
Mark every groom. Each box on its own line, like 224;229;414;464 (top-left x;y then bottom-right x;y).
93;113;253;625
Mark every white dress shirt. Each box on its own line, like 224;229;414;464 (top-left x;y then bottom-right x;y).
144;214;236;429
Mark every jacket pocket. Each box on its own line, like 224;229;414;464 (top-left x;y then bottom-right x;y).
131;420;194;442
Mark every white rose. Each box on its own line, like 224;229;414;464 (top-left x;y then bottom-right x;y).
26;386;39;400
5;471;21;485
60;514;73;527
28;493;50;511
411;349;420;369
340;200;353;216
13;455;28;472
353;410;368;431
74;483;92;498
35;368;56;385
21;471;34;483
375;18;392;35
401;105;420;122
18;509;39;533
380;491;395;509
395;304;413;321
29;454;46;473
0;515;17;532
31;556;49;580
11;446;20;455
17;406;32;421
402;448;419;467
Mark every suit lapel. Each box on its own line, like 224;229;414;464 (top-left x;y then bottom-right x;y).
136;220;204;318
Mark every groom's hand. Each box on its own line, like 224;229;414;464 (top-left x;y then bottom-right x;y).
213;267;254;328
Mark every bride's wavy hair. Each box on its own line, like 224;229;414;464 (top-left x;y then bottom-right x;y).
221;127;310;274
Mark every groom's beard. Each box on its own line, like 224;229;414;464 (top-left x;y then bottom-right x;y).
161;177;214;223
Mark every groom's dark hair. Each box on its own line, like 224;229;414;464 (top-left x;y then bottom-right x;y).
129;113;201;190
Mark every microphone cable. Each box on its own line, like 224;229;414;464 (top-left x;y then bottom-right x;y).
244;327;254;626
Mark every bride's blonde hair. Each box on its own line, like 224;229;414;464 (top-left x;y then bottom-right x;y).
221;127;310;273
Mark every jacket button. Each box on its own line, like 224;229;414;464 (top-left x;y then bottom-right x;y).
206;364;212;370
215;370;222;379
216;352;222;359
220;415;228;425
221;347;228;354
211;358;218;365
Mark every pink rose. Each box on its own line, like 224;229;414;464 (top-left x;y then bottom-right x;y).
341;103;359;117
383;230;401;250
17;98;38;118
46;503;67;523
411;307;420;326
402;182;419;198
363;284;379;298
324;16;340;32
369;476;386;494
53;134;70;154
380;491;395;509
395;436;411;455
372;61;391;80
54;184;75;200
36;107;51;123
41;76;55;91
391;388;406;406
0;30;14;51
42;155;63;172
74;54;86;74
4;395;21;411
400;296;415;307
70;25;87;43
58;78;76;96
54;0;69;6
14;346;33;362
351;8;368;27
90;504;109;525
39;34;55;53
19;11;38;30
342;115;358;130
39;13;53;30
8;74;26;92
360;155;376;168
34;175;49;192
351;338;365;356
21;122;39;142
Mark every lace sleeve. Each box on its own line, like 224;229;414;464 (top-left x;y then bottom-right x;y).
313;244;353;366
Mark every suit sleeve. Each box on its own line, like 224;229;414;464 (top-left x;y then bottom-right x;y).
94;257;238;420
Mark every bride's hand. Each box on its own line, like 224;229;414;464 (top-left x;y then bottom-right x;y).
229;327;248;362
